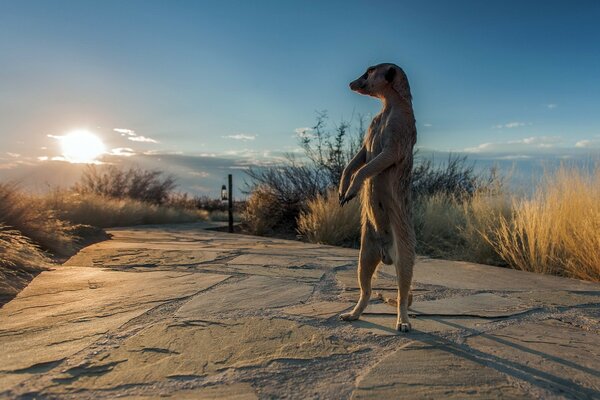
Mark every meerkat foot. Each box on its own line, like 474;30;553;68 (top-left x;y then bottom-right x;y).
340;312;360;321
396;322;412;332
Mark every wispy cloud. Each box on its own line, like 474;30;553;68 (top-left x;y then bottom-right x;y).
109;147;136;156
114;127;159;144
222;134;256;141
575;138;600;148
546;103;558;109
423;123;433;127
6;152;20;158
464;136;563;153
113;128;136;136
128;136;158;143
492;121;530;129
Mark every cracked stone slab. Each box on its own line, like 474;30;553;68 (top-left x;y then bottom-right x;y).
177;275;314;316
352;338;530;399
127;383;258;399
0;267;229;389
413;258;598;292
48;317;365;391
196;262;326;282
336;268;398;291
348;314;496;336
283;300;353;319
364;293;531;318
513;290;600;308
466;319;600;398
65;247;226;269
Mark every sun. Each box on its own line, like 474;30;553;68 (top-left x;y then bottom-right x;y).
59;130;106;163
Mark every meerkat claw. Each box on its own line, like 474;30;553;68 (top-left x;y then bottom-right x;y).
396;322;411;332
339;312;359;321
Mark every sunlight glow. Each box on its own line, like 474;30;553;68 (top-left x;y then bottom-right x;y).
59;130;106;163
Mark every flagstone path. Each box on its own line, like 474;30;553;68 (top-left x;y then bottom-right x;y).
1;223;598;399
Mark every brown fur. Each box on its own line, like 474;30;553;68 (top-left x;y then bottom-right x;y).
339;63;417;332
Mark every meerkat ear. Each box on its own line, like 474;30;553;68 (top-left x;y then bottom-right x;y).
390;66;413;103
385;66;396;82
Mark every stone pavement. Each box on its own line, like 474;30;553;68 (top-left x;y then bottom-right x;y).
1;223;598;399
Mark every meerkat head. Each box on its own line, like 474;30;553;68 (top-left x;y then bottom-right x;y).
349;63;412;104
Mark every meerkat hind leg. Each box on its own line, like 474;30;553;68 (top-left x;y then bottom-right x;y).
394;245;415;332
340;228;381;321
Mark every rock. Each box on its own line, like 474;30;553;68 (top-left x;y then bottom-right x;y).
353;339;530;399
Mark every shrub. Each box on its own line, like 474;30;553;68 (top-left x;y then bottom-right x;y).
244;111;503;238
241;186;284;235
297;188;360;247
74;165;177;205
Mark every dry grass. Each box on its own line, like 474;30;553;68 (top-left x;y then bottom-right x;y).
242;186;284;235
42;190;208;229
0;183;76;256
486;166;600;281
297;188;360;246
0;225;50;303
294;166;599;282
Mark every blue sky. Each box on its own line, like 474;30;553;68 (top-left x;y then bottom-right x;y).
1;0;599;193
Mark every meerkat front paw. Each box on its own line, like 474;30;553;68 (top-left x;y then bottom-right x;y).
396;322;411;332
339;312;360;321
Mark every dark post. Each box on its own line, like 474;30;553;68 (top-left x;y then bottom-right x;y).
228;174;233;233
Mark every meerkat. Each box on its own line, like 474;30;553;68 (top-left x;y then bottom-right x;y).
339;63;417;332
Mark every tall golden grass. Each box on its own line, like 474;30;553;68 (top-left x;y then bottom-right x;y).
487;166;600;281
297;188;360;246
296;166;600;282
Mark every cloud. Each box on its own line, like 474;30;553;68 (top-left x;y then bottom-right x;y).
189;171;210;178
294;127;313;138
464;136;563;153
114;127;159;143
546;104;558;109
492;121;529;129
109;147;136;156
113;128;136;136
6;152;20;158
575;138;600;148
222;134;256;141
128;135;159;143
423;123;433;127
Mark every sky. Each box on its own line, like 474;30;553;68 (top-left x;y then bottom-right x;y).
1;0;600;195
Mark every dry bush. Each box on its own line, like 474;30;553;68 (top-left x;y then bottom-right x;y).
74;165;176;205
44;190;208;229
241;186;283;235
0;225;50;303
0;183;75;256
487;166;600;281
297;189;360;246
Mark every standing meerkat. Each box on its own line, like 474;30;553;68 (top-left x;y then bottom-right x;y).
339;63;416;332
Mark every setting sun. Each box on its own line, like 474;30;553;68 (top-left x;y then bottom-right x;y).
59;130;106;163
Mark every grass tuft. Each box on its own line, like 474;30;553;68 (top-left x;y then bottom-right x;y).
297;189;360;247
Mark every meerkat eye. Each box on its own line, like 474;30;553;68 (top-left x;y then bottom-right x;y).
361;68;375;80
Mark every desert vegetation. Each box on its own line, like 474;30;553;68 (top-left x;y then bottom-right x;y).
243;113;599;282
0;166;212;304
